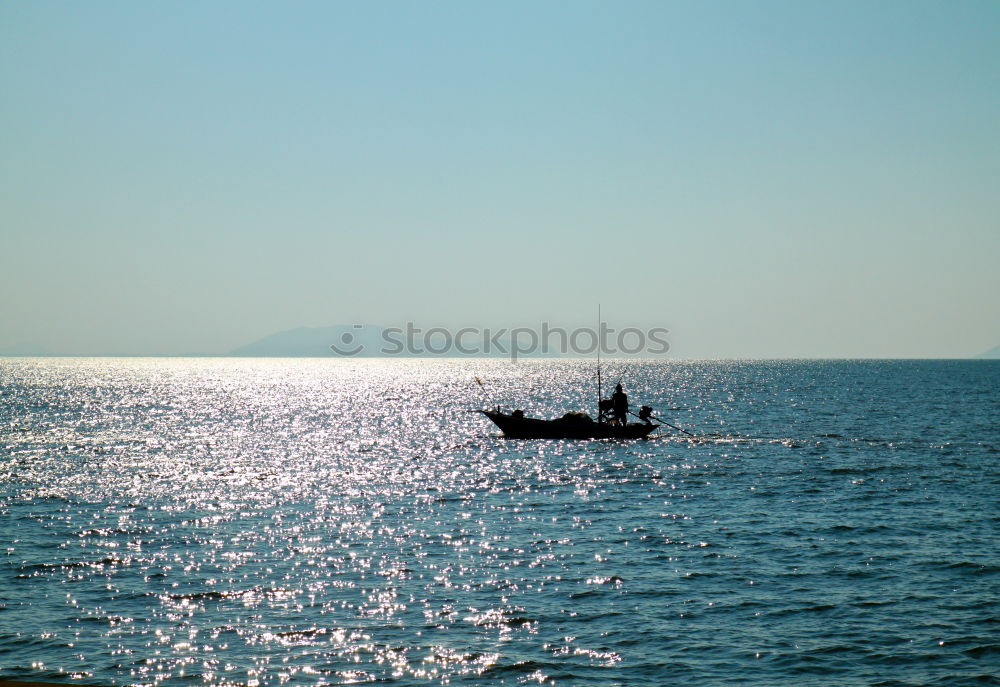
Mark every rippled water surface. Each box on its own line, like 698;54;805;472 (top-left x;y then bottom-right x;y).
2;358;998;686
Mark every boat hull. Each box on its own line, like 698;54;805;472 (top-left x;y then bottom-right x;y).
479;410;657;440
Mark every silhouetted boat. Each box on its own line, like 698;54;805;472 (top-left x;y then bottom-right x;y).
475;308;672;441
478;409;657;440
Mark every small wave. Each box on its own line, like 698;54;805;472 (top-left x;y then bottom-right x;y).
963;644;1000;658
805;603;837;612
481;659;561;677
18;556;129;573
463;609;538;628
853;599;898;608
827;464;905;475
78;614;134;625
826;523;891;534
925;675;1000;686
767;603;837;617
811;644;858;655
921;560;1000;574
164;587;298;601
12;489;76;503
681;571;720;578
75;526;147;537
274;627;327;638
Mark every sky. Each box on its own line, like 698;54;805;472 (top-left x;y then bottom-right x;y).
2;0;998;357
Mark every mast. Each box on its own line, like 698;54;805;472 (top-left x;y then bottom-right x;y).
597;304;602;422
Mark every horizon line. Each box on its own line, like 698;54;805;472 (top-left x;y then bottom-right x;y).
0;354;993;361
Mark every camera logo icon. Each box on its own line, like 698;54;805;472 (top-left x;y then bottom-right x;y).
329;325;365;356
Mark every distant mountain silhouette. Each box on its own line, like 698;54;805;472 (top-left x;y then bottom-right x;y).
230;325;386;357
974;344;1000;359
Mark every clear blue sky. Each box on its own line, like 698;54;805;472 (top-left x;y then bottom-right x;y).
2;1;998;357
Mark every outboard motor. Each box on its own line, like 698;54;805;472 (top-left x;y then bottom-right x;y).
638;405;654;424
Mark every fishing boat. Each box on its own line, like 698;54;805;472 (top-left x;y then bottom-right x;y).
474;308;690;441
478;408;658;440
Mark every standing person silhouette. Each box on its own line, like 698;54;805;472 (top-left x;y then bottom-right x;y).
611;383;629;426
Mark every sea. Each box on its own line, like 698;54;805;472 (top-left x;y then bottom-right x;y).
1;357;998;686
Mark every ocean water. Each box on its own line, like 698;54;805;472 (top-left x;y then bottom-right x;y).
1;357;998;686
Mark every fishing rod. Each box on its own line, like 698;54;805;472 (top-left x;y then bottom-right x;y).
630;409;697;437
612;363;635;391
473;376;502;411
